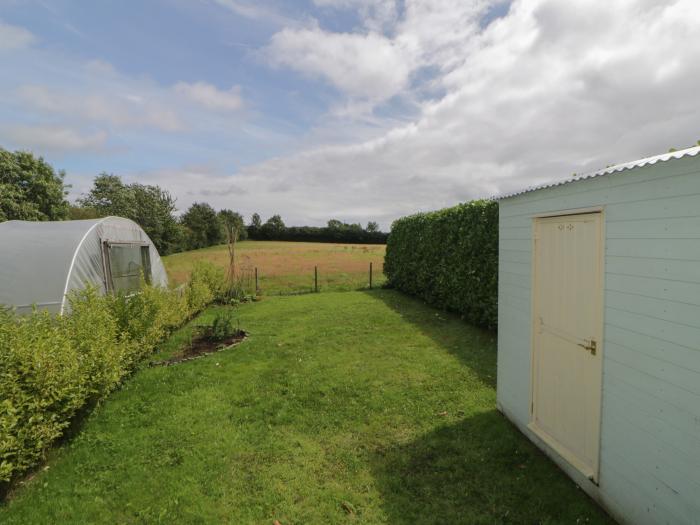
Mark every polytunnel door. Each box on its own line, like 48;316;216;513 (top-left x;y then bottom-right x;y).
530;212;604;482
103;241;152;293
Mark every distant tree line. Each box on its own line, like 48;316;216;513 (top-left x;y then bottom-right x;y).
248;215;387;244
0;148;387;255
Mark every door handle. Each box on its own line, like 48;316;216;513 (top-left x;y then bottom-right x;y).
577;339;597;356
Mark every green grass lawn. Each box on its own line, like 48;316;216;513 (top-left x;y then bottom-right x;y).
0;291;611;524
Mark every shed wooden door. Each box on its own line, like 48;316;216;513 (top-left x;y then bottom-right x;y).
531;212;603;481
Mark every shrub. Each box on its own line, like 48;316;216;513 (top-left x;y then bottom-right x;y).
0;308;81;480
105;285;188;367
187;261;226;310
208;310;239;342
0;292;126;482
384;200;499;330
0;264;226;484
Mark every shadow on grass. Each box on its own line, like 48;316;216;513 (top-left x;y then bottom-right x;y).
363;289;498;387
371;409;613;525
364;289;612;524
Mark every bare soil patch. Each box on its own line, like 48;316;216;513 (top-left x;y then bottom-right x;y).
151;329;247;366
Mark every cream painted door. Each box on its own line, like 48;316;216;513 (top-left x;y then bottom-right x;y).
531;212;603;481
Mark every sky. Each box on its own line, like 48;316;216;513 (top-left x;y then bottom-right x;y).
1;0;700;229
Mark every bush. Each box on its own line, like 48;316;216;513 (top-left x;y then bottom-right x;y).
187;261;226;309
208;310;239;342
106;284;188;367
384;200;498;330
0;265;226;484
0;293;125;482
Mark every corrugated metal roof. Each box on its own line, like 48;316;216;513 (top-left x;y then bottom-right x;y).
496;145;700;200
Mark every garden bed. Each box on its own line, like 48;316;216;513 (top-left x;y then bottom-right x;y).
151;328;247;366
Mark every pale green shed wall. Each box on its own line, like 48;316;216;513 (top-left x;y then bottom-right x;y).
497;153;700;525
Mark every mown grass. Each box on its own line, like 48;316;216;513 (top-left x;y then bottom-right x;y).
0;291;612;524
162;240;386;294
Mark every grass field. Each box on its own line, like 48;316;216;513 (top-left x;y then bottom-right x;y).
0;291;611;524
163;240;386;294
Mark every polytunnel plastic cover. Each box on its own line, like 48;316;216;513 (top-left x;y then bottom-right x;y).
0;217;168;314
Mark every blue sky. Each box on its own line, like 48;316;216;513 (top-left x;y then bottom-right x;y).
1;0;700;228
1;1;333;172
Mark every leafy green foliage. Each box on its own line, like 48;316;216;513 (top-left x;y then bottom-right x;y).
248;215;388;244
384;200;499;330
0;266;227;483
180;202;222;250
186;261;226;310
248;212;262;236
78;174;182;255
259;214;285;238
67;205;100;220
0;148;69;222
218;209;247;241
208;309;239;342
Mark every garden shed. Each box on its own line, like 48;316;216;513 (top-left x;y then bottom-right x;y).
496;145;700;525
0;216;168;314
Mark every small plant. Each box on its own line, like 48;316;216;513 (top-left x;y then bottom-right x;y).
208;310;240;342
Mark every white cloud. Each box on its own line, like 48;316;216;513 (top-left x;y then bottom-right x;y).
174;82;243;111
0;19;35;51
18;84;184;132
4;0;700;230
266;24;412;102
264;1;490;107
2;125;107;152
227;0;700;228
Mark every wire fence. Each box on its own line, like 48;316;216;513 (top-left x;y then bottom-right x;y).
235;262;385;296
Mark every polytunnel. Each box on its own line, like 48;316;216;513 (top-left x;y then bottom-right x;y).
0;216;168;314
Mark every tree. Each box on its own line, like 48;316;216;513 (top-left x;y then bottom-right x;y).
78;174;180;254
327;219;343;229
78;173;135;217
260;214;285;238
131;183;180;254
218;209;247;241
0;148;69;222
266;214;285;230
248;212;262;238
68;205;100;220
366;221;379;233
181;202;222;249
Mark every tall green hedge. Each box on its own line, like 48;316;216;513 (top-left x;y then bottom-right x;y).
384;200;499;330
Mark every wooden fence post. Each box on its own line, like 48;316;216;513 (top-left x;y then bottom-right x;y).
255;267;258;294
314;266;318;293
369;262;373;289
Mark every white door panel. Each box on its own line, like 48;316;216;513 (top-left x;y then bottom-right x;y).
531;213;604;481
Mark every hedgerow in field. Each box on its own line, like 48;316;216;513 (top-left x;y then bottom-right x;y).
383;200;498;330
0;261;226;483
